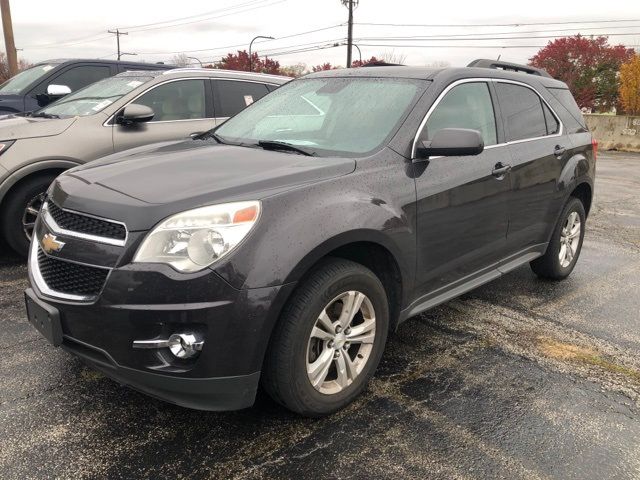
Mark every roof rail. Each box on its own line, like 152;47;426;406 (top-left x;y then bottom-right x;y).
467;59;552;78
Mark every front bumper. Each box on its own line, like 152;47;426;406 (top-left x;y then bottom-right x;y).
26;212;295;410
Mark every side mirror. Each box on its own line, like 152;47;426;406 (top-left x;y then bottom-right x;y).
118;104;154;126
415;128;484;160
46;84;72;96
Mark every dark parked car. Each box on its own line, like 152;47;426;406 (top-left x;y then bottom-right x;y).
0;58;172;114
0;68;289;256
24;60;595;416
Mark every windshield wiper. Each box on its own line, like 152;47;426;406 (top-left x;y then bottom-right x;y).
257;140;315;156
30;112;60;119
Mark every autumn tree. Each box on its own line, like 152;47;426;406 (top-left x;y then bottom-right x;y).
216;50;281;75
619;53;640;115
529;35;634;112
312;63;339;72
351;56;381;67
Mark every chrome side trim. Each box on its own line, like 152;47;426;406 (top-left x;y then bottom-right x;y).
29;240;97;303
41;201;128;247
411;77;564;158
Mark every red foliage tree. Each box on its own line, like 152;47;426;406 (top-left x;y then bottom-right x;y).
312;63;338;72
351;56;381;67
529;35;634;112
216;50;282;75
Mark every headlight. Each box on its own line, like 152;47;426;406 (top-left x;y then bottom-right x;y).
133;201;260;273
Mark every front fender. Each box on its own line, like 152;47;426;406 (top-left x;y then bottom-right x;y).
212;158;417;297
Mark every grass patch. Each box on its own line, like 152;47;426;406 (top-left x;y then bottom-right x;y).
537;337;640;383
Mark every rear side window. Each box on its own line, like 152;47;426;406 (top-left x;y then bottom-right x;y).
214;80;270;117
423;82;497;146
496;83;548;141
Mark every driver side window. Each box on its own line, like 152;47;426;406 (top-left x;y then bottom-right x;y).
423;82;497;146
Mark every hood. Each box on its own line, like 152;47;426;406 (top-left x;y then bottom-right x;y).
52;139;356;231
0;114;77;140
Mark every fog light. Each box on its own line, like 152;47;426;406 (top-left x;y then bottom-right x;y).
132;333;204;359
168;333;204;359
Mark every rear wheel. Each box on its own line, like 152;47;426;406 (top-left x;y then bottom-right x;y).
1;173;57;257
530;197;586;280
262;258;389;417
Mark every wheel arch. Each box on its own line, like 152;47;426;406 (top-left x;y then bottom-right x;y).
0;159;79;206
281;230;410;331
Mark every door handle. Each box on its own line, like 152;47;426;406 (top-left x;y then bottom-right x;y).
554;145;566;157
492;162;512;177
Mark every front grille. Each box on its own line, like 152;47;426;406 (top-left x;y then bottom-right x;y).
37;249;109;297
47;202;126;241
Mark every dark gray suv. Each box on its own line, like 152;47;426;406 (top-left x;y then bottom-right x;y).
24;60;595;416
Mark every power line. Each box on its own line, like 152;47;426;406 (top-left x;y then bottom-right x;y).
355;32;640;43
136;24;345;55
123;0;286;33
356;42;640;49
355;19;640;28
352;24;640;40
115;0;268;30
20;0;285;50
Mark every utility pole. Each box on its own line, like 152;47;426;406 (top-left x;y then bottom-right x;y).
108;28;128;60
341;0;358;68
0;0;18;76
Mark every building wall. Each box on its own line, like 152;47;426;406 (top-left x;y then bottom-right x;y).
584;115;640;152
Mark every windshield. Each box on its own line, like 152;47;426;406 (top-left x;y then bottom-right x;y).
0;63;59;95
38;75;152;117
215;77;426;156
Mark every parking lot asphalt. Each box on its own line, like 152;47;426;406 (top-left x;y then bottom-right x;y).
1;151;639;480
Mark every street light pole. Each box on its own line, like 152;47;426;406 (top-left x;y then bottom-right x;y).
353;44;362;64
249;35;274;72
187;56;203;67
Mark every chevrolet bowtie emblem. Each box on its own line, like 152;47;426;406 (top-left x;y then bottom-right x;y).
41;233;65;254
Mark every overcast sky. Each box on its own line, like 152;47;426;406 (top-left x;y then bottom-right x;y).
3;0;640;69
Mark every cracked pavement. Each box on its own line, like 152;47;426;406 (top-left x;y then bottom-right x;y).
1;151;639;479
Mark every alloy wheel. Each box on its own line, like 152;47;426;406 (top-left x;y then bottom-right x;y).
559;211;581;268
306;290;376;395
22;192;45;241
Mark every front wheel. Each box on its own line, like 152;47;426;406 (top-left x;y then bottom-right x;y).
530;197;586;280
1;174;57;257
262;258;389;417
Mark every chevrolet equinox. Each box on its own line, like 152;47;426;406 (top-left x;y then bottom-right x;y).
25;60;596;416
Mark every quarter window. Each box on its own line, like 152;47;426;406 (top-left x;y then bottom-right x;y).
214;80;270;118
496;83;549;141
542;102;560;135
423;82;497;146
135;80;207;122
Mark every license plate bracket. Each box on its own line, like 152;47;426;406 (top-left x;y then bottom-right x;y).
24;289;62;347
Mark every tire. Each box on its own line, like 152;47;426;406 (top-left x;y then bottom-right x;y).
262;258;389;417
530;196;586;280
1;173;57;257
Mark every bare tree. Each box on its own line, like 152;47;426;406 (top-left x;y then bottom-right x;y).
425;60;451;68
380;50;407;65
0;52;31;83
170;53;191;67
